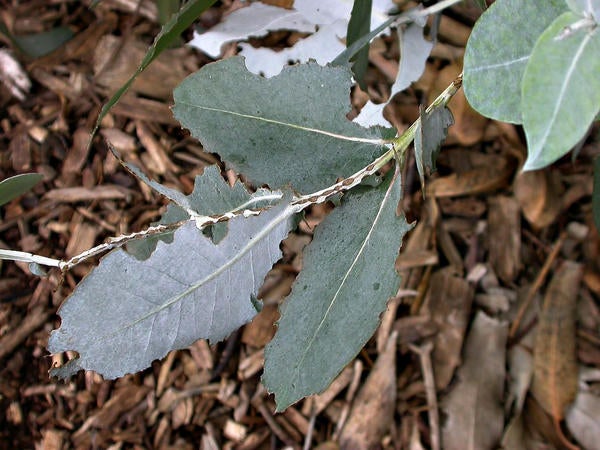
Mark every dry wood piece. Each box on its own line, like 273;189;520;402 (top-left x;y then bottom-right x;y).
531;260;583;449
422;267;474;389
44;185;131;202
514;170;562;229
426;154;513;198
339;331;398;450
488;195;521;284
93;35;191;101
441;311;508;450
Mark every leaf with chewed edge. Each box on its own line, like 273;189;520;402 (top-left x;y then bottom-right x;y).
263;170;411;411
49;199;294;379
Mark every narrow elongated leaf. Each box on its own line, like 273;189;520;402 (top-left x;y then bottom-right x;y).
49;200;294;379
263;171;411;411
0;173;43;206
92;0;218;137
463;0;567;123
522;12;600;170
347;0;372;89
173;57;394;193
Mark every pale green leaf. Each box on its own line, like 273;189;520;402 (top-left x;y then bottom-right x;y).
463;0;567;123
522;12;600;170
0;173;43;206
173;56;395;193
49;199;294;379
263;171;411;411
566;0;600;20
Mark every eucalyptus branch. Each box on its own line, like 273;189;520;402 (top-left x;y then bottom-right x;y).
0;74;462;272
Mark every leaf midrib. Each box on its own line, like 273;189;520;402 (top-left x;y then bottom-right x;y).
290;176;398;387
178;102;388;145
97;204;294;342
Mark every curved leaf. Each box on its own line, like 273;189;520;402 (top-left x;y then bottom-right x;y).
522;12;600;170
263;171;411;411
0;173;43;206
173;56;394;193
49;200;294;379
463;0;567;123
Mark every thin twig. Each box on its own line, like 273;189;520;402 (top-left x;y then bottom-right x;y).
408;342;440;450
508;231;567;339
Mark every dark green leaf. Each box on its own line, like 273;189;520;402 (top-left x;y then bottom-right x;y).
263;171;411;411
49;199;294;380
463;0;567;123
333;15;396;67
6;26;73;58
0;173;43;206
347;0;372;89
414;105;454;188
522;12;600;170
92;0;218;137
173;56;394;193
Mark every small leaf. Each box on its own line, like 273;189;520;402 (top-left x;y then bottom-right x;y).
463;0;567;123
346;0;372;89
263;171;411;411
92;0;218;137
49;199;294;379
173;57;394;193
0;173;43;206
414;105;454;188
522;11;600;170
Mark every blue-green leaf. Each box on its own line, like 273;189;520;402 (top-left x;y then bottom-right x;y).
173;57;394;193
463;0;567;123
263;171;411;411
522;12;600;170
49;198;294;379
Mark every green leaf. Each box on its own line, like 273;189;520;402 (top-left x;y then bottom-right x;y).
173;56;394;193
92;0;218;137
263;171;411;411
49;198;294;379
414;105;454;188
347;0;372;90
463;0;567;123
0;173;43;206
471;0;488;10
332;15;396;67
522;12;600;171
1;26;74;58
593;156;600;232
